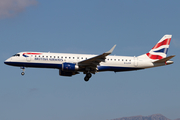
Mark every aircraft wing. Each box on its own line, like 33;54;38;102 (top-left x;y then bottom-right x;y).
78;45;116;72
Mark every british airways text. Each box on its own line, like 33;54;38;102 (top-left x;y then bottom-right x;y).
35;58;63;61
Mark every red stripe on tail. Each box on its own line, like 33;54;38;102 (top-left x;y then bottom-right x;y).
146;53;163;60
152;38;171;49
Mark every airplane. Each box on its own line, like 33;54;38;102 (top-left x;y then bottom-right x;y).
4;35;175;81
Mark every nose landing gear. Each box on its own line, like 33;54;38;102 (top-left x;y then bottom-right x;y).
21;72;25;75
20;67;25;76
84;73;92;82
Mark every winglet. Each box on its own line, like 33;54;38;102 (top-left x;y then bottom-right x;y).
106;45;116;54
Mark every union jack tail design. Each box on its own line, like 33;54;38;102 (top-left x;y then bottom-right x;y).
146;35;172;60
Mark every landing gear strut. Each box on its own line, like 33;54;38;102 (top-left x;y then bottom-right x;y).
84;73;92;82
20;67;25;76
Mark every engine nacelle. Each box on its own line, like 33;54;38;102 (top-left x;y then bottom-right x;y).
59;70;79;76
59;70;74;76
62;62;79;71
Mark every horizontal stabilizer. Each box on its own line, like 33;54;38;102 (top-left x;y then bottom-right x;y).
153;55;175;63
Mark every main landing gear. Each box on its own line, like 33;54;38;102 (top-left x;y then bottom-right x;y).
20;67;25;76
84;73;92;82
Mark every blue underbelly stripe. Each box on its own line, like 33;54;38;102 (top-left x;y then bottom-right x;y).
97;66;143;72
4;62;143;72
4;62;62;69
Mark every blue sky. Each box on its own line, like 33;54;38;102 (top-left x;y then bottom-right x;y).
0;1;180;120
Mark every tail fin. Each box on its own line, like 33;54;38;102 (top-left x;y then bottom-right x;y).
146;35;172;60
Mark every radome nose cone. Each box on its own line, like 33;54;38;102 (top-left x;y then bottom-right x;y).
4;58;11;65
4;60;9;65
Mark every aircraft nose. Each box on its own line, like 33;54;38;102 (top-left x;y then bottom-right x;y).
4;58;11;65
4;61;8;65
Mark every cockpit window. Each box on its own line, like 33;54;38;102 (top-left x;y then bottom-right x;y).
13;54;20;57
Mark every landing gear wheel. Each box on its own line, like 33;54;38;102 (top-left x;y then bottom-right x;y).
20;66;25;76
21;72;25;76
86;73;92;78
84;73;92;82
84;77;89;82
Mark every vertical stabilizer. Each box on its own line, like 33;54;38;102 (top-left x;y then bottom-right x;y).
146;35;172;60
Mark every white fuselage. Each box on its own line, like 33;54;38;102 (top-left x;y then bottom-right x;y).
5;52;163;72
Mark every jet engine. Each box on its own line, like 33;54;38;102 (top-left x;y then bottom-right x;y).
59;63;79;76
59;70;79;76
62;63;79;71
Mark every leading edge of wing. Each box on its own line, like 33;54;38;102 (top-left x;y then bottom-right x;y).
78;45;116;66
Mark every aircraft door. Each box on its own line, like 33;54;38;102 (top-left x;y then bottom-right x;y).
134;57;138;67
26;55;31;62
